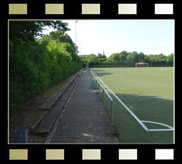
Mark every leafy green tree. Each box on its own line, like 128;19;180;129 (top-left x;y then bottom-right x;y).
120;51;128;61
97;53;102;58
126;52;135;63
80;55;88;66
87;54;99;66
109;53;120;63
9;21;70;44
144;55;150;63
155;53;166;62
138;52;145;62
102;51;106;58
167;53;174;62
40;31;78;61
118;53;125;62
97;52;106;63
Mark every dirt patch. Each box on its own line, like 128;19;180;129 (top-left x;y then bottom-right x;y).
9;75;74;143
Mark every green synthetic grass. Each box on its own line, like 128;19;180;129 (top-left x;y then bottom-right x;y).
93;67;174;143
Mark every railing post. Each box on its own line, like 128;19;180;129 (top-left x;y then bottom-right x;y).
111;100;114;133
103;88;104;102
96;79;98;94
98;83;100;94
103;89;105;106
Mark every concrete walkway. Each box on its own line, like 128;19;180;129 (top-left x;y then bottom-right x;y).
50;68;118;143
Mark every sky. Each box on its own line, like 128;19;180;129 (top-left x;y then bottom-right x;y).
43;20;174;57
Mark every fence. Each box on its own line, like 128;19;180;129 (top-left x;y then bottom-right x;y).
90;69;114;133
92;64;173;68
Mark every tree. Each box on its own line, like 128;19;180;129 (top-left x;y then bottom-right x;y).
132;51;139;63
120;51;128;62
97;52;106;63
40;31;78;60
80;55;88;66
126;52;135;63
103;51;106;58
167;53;173;62
109;53;120;63
9;21;70;44
102;54;106;58
87;54;99;66
155;53;166;62
97;53;102;58
144;55;150;63
138;52;145;62
119;53;125;62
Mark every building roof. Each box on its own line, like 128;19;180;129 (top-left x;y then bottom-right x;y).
79;54;90;58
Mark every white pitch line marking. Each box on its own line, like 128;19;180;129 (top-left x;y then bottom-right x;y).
113;74;126;79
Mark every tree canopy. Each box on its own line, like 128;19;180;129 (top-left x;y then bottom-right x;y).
80;51;173;67
9;21;70;44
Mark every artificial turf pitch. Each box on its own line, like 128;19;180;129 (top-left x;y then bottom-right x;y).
93;67;174;143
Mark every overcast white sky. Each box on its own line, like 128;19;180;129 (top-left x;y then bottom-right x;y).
43;20;174;57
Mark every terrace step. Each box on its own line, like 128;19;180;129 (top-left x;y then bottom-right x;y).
31;69;83;134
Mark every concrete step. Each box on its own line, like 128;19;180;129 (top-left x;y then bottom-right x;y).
31;69;83;134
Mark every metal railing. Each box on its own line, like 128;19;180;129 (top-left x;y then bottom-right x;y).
90;69;114;133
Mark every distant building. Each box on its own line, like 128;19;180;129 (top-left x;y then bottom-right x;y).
79;54;90;58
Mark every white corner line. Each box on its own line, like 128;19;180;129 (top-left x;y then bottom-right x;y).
141;120;174;132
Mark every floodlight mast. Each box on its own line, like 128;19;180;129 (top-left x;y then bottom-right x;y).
80;42;82;55
75;20;78;53
75;20;78;46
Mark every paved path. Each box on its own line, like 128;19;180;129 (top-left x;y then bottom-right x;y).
50;68;118;143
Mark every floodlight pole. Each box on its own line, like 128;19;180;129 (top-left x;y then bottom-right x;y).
75;20;78;47
80;42;82;55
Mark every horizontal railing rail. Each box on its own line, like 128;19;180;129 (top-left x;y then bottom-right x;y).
90;69;114;133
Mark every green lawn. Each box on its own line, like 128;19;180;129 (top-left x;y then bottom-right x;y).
92;67;174;143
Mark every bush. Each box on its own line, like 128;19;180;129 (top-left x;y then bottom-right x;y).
9;36;82;111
